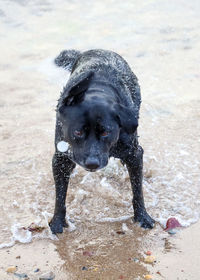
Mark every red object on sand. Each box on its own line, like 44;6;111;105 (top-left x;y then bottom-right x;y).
165;217;182;231
83;251;94;257
145;251;152;256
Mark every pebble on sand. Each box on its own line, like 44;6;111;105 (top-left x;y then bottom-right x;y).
91;266;99;272
116;231;125;235
14;273;28;279
144;256;156;264
144;275;153;279
6;266;17;273
39;271;55;280
83;251;94;257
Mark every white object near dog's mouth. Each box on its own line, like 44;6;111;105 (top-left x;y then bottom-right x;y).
57;141;69;152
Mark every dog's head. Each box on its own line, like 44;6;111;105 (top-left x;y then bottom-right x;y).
57;71;138;171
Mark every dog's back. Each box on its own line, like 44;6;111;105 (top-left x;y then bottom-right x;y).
55;49;141;111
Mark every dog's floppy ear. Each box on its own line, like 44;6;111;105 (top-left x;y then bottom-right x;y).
62;71;94;106
114;104;138;134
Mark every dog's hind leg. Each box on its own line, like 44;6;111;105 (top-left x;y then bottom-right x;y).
124;144;155;229
49;153;75;234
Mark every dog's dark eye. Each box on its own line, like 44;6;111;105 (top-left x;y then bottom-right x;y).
101;131;109;137
74;130;84;137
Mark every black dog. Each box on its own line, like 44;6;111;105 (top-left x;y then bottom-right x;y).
49;49;155;234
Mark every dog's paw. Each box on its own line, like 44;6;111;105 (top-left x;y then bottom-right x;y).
134;210;155;229
49;216;68;234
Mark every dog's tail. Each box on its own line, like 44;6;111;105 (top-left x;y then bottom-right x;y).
54;49;81;71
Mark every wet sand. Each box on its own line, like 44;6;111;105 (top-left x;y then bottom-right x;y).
0;0;200;279
1;222;200;279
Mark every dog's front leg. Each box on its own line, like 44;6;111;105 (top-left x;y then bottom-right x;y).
49;152;75;234
124;145;155;229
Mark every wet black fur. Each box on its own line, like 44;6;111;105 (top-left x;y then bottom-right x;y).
49;49;155;234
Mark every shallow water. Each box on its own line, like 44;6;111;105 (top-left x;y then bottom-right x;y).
0;0;200;278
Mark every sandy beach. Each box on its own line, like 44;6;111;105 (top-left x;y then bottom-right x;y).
0;0;200;279
153;222;200;279
0;222;200;279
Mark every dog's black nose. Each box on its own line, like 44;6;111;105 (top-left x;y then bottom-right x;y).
85;157;100;170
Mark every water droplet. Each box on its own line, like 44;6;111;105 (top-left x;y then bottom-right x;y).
57;141;69;152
